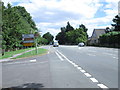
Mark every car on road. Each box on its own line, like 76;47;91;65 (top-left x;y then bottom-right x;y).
78;42;85;47
53;42;59;47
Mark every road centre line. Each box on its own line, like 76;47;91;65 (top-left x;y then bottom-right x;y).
90;78;98;83
97;84;108;88
80;70;86;73
55;52;64;61
77;67;82;70
84;73;92;77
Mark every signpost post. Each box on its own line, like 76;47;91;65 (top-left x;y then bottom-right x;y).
34;32;39;54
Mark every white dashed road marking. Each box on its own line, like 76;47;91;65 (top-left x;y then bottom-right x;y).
54;49;109;89
90;78;98;83
80;70;86;73
84;73;92;77
97;84;108;88
77;67;82;70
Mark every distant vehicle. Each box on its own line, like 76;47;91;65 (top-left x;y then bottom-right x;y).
53;42;59;47
78;42;85;47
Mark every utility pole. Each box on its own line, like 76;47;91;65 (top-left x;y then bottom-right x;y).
35;37;38;54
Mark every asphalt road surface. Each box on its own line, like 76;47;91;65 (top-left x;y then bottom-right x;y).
1;45;119;89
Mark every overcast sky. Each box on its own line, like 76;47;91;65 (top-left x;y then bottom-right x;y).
3;0;119;37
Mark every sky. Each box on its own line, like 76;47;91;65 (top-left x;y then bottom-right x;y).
3;0;120;37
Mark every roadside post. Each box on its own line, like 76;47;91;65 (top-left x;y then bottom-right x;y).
34;32;39;54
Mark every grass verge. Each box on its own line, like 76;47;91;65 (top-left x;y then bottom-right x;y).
0;47;35;59
12;48;48;59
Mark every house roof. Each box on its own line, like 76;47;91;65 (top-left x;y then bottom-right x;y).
91;29;106;38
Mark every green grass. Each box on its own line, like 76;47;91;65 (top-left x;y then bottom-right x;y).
13;48;48;59
0;47;35;59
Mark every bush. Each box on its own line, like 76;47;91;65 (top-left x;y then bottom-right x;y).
99;31;120;48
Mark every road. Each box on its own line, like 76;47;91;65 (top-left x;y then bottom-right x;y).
1;45;118;89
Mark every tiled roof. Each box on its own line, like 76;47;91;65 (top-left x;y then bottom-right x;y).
92;29;105;38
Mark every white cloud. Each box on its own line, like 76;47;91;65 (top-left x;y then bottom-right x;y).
3;0;119;37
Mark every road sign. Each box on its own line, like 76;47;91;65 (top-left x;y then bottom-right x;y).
22;34;35;46
22;34;34;39
22;43;34;46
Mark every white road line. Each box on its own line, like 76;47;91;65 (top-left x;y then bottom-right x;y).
90;78;98;83
80;70;86;73
55;49;109;88
113;57;118;59
56;50;70;61
84;73;92;77
77;67;82;70
55;52;64;61
97;84;108;88
73;64;78;67
30;59;37;62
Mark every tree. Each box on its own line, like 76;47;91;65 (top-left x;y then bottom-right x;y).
112;15;120;31
66;28;87;44
43;32;54;44
66;21;74;32
56;22;88;45
79;24;88;32
55;27;66;44
2;3;38;51
105;27;112;33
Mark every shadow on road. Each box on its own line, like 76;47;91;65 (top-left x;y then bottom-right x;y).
2;83;44;90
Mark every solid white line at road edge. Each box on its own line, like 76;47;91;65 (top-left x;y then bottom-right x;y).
55;52;64;61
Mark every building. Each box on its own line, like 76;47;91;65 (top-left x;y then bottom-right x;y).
89;29;106;45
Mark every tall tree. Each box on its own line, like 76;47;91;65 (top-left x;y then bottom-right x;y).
112;15;120;31
66;21;74;32
55;27;66;44
2;3;38;51
79;24;88;32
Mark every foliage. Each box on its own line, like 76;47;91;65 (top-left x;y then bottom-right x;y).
55;22;88;45
111;15;120;31
42;32;54;44
98;15;120;48
65;21;74;32
37;36;48;45
99;31;120;46
2;2;37;51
